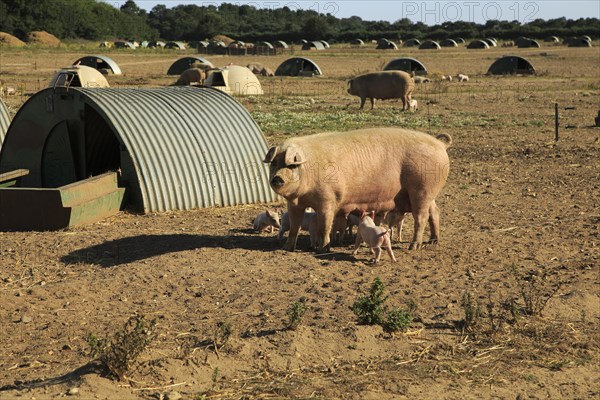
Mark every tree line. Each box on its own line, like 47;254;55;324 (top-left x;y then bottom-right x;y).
0;0;597;44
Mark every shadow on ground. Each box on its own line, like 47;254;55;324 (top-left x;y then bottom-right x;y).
61;233;282;267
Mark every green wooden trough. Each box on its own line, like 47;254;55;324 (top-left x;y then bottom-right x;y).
0;170;124;231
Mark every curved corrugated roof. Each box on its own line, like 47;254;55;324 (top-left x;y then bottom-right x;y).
74;55;122;75
275;57;323;76
440;39;458;47
167;57;214;75
49;65;110;88
0;87;277;211
302;41;325;50
0;99;10;148
383;57;428;75
467;40;490;49
419;40;441;50
487;55;536;75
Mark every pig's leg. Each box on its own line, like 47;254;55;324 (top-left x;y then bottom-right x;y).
352;232;362;255
373;246;382;263
283;205;305;251
315;209;334;253
359;96;366;110
369;97;374;110
384;234;397;262
396;213;406;242
409;203;429;250
428;200;440;244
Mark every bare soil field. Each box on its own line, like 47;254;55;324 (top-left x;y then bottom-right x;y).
0;43;599;399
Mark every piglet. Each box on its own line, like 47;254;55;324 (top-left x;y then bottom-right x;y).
385;210;407;242
353;211;397;263
278;210;316;241
253;209;281;233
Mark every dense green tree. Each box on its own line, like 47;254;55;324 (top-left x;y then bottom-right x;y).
302;16;330;40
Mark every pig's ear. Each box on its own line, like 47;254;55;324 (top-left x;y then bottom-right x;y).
284;146;307;166
264;146;279;163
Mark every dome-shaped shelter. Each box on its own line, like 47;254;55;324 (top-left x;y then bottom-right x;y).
165;41;186;50
376;39;398;49
302;41;325;50
73;55;122;75
567;37;592;47
455;37;465;44
167;57;214;75
350;38;364;46
205;65;263;95
484;38;497;47
544;36;560;43
487;55;536;75
49;65;110;88
419;40;441;50
275;57;323;77
383;57;428;76
0;98;10;149
148;40;166;48
517;38;541;48
403;38;421;47
440;39;458;47
274;40;288;49
467;40;490;49
0;87;276;213
256;41;274;49
114;41;135;49
319;40;330;48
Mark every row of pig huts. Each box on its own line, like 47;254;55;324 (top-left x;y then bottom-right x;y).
100;35;593;54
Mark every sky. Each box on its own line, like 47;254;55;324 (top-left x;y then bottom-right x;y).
106;0;600;24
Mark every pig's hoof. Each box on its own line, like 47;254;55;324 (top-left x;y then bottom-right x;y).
408;242;421;250
283;243;296;252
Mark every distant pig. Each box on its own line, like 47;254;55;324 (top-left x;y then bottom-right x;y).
175;68;206;86
264;128;452;252
353;211;396;263
347;70;414;110
409;99;418;111
253;209;281;233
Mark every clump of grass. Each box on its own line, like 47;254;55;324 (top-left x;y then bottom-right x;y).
213;321;232;353
87;314;157;380
510;264;561;316
460;291;483;332
352;277;414;334
352;277;387;325
286;301;307;331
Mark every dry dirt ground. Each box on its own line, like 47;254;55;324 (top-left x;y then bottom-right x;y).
0;43;599;399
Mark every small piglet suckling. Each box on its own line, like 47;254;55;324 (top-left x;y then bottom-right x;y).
252;209;280;233
353;211;397;263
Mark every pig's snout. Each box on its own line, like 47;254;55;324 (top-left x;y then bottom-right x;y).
271;176;284;188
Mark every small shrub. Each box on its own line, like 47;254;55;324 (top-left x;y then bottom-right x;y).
461;291;482;331
286;301;307;331
87;315;157;380
352;277;387;325
510;264;561;316
213;321;232;351
381;309;412;334
352;278;414;334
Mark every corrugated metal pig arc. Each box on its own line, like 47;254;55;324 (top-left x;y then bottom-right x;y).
0;86;277;212
78;87;276;211
0;99;10;148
